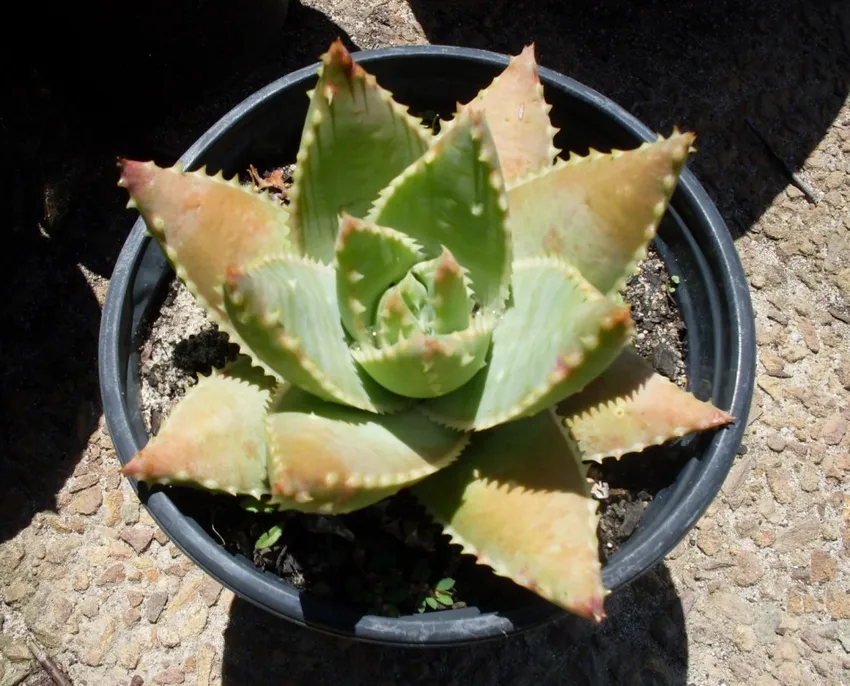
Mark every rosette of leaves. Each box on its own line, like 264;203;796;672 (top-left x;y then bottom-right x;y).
117;41;734;621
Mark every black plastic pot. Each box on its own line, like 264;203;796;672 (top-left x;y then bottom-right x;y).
99;45;756;647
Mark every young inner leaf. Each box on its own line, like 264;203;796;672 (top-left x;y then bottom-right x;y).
354;316;495;399
368;110;512;313
412;246;472;335
223;253;406;413
422;257;632;430
334;214;423;342
375;271;429;347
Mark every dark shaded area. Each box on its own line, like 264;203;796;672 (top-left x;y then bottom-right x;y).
221;563;687;685
408;0;849;237
0;0;357;543
171;329;238;379
200;489;539;618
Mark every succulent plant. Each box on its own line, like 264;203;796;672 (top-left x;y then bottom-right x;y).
117;41;734;621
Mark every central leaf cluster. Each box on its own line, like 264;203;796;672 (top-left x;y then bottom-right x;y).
323;111;510;402
372;248;474;345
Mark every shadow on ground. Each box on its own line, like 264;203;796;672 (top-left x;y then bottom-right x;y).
0;0;357;544
221;564;687;685
408;0;849;237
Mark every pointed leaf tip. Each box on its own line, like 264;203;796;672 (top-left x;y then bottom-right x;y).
117;159;155;192
434;245;464;282
354;316;494;399
289;41;432;262
431;248;471;333
452;42;556;184
558;347;734;461
507;132;695;293
413;411;605;619
123;370;273;497
322;38;359;76
117;160;293;324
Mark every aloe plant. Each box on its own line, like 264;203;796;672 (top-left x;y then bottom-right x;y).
117;41;734;621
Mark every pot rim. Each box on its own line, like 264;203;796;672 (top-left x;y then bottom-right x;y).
98;43;756;647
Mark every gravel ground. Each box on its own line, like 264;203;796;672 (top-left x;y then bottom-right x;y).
2;0;849;684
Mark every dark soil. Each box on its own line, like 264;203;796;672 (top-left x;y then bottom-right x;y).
207;489;538;617
624;253;688;389
592;250;690;563
135;164;689;616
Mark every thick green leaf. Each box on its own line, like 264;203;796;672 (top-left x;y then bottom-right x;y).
422;257;632;430
449;44;558;185
353;316;495;399
121;361;274;498
374;271;429;347
265;388;468;513
117;160;293;346
558;347;735;461
223;253;406;413
412;247;472;334
334;214;423;341
507;132;695;293
368;110;512;312
412;410;605;621
288;39;433;262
